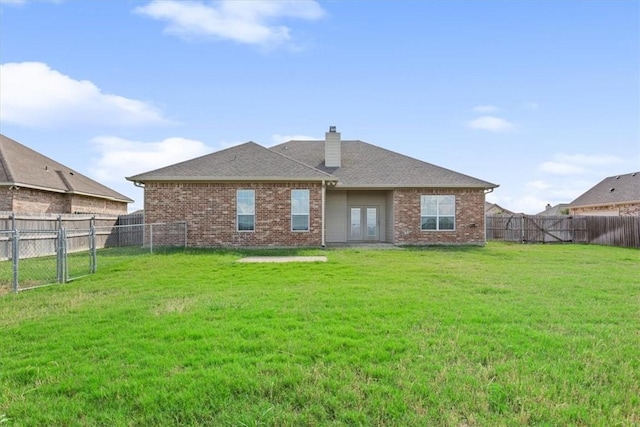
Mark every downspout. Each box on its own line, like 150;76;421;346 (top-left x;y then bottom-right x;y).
484;188;494;245
321;180;326;247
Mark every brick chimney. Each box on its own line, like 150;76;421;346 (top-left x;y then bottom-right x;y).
325;126;341;168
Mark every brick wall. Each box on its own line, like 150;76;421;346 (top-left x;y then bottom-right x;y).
10;188;69;213
70;194;128;215
144;182;324;247
0;188;14;211
571;203;640;216
393;188;487;245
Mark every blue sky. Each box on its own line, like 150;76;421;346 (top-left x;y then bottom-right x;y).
1;0;638;213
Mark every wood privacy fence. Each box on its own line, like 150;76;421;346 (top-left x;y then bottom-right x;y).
486;215;640;249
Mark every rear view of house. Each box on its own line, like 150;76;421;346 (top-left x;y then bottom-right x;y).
127;127;498;247
0;134;132;215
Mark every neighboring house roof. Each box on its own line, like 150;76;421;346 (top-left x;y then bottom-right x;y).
485;202;515;215
570;172;640;208
536;203;570;216
270;140;497;188
0;134;133;203
127;142;334;182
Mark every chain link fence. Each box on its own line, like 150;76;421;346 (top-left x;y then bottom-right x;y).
0;222;186;294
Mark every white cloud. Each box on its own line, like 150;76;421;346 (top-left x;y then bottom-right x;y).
0;0;62;3
552;153;623;167
539;153;623;176
136;0;325;47
270;134;317;145
90;136;214;182
526;180;551;190
0;62;173;128
539;161;585;175
472;104;500;113
467;116;515;132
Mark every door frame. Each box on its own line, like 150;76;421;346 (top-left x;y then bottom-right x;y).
348;205;380;241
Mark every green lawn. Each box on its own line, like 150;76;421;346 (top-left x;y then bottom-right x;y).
1;243;638;426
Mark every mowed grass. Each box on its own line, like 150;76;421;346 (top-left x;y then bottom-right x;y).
0;243;638;426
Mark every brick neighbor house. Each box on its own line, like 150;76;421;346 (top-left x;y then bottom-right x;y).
0;134;132;215
569;172;640;216
127;127;498;247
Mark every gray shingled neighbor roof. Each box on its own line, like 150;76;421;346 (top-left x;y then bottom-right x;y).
0;133;133;202
127;142;334;182
570;172;640;207
536;203;570;216
270;140;497;188
128;139;498;189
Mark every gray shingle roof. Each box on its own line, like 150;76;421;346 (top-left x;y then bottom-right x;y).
570;172;640;207
0;133;133;203
127;142;333;182
127;139;498;189
271;140;497;188
536;203;570;216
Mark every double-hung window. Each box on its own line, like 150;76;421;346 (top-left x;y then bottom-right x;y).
291;189;310;232
421;195;455;231
237;189;255;231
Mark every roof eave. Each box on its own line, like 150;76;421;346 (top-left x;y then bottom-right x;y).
126;176;331;183
333;183;499;190
0;182;132;203
69;190;133;203
0;181;67;194
569;199;640;209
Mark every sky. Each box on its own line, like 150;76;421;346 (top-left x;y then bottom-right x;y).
0;0;638;214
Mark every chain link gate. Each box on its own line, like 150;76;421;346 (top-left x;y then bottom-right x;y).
1;222;186;293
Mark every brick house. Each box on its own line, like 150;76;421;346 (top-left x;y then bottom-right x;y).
569;172;640;216
127;127;498;247
0;134;132;215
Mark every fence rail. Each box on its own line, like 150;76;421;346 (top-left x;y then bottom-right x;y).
486;215;640;248
0;221;187;294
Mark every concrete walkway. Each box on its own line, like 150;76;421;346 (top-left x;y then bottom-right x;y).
237;256;328;263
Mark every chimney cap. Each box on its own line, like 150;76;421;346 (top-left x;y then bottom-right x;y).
329;126;337;132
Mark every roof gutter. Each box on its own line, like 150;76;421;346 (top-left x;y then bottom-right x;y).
0;181;132;203
126;176;336;183
332;184;499;190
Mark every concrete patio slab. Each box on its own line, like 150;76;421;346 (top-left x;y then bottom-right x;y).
237;256;328;263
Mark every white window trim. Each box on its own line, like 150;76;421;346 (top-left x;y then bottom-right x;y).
237;189;255;232
291;189;310;232
421;195;456;231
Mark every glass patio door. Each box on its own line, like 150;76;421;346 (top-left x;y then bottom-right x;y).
349;206;379;241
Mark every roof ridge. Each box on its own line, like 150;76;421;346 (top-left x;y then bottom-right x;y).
265;144;335;179
55;169;73;192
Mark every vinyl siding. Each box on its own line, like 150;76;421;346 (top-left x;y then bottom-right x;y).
325;191;347;242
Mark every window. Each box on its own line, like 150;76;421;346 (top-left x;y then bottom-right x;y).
237;189;255;231
421;195;455;231
291;189;310;231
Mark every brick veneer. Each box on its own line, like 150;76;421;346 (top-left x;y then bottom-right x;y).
570;203;640;216
69;194;128;215
2;187;127;215
393;188;487;245
0;188;15;211
144;182;324;247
